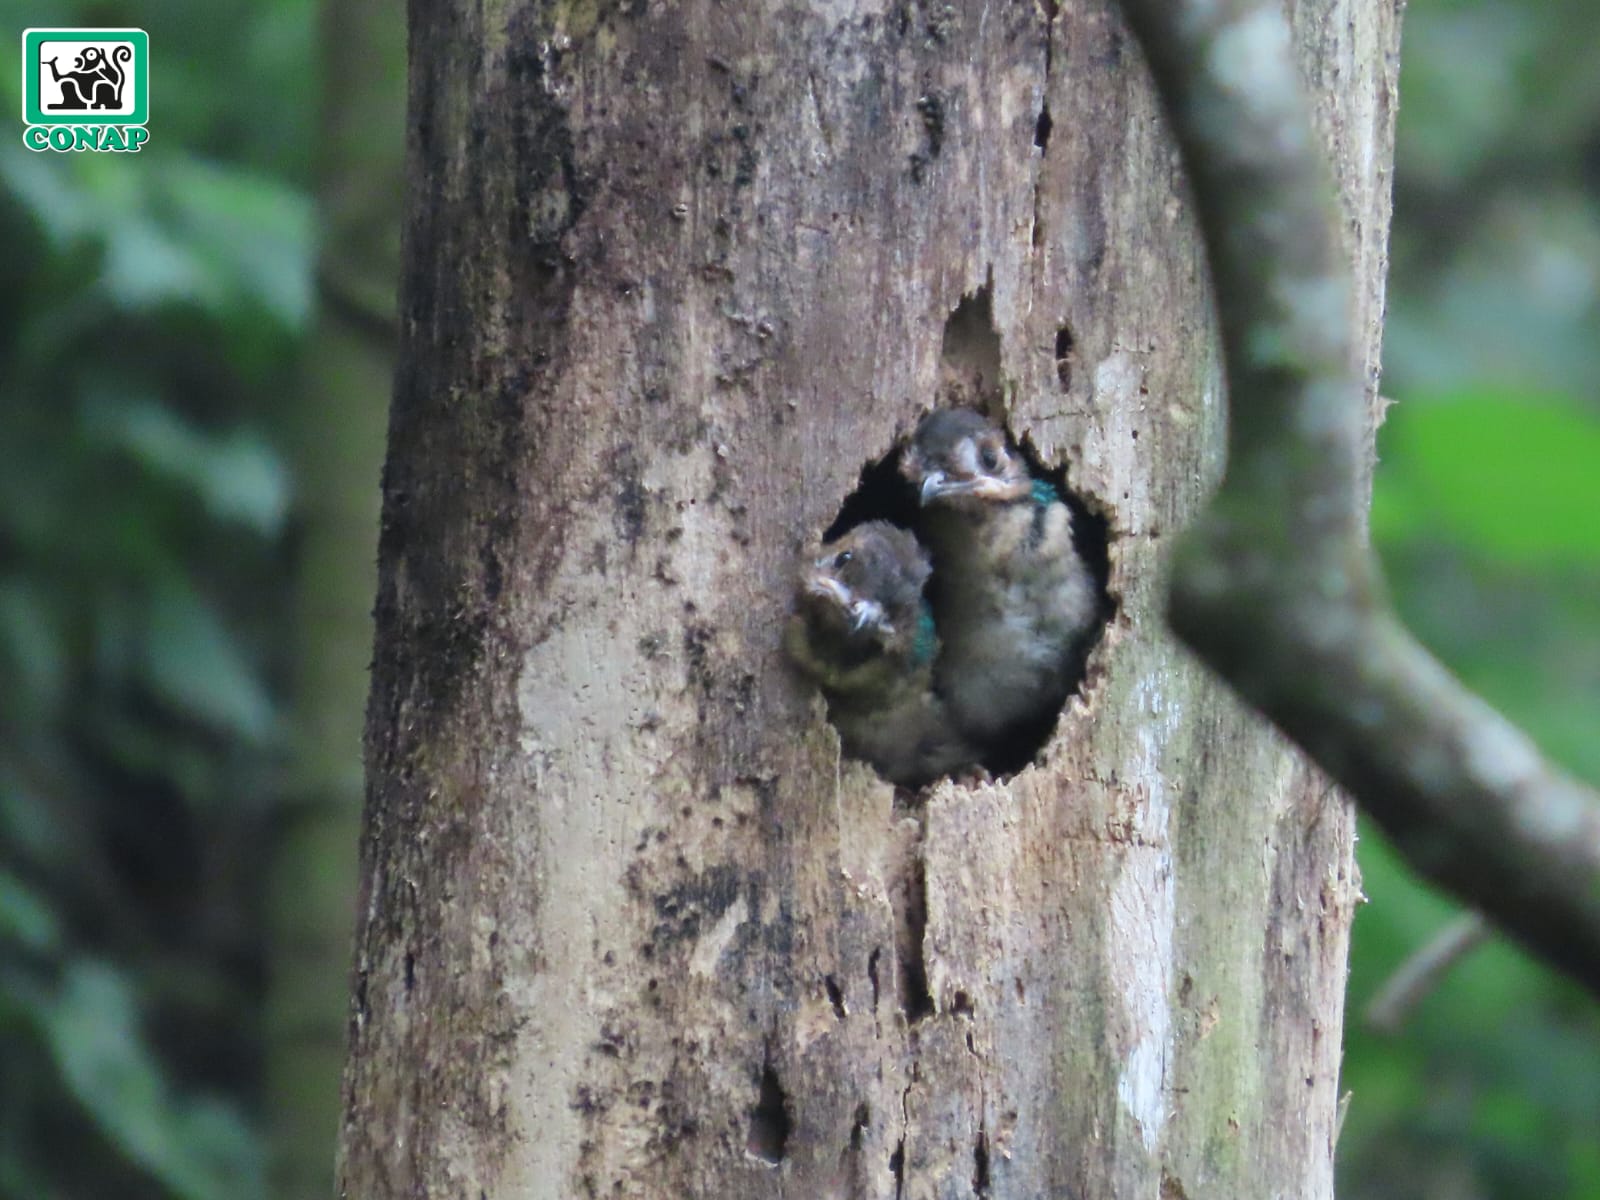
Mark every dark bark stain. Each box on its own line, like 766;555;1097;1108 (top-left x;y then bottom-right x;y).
506;18;587;274
645;862;742;947
916;90;946;159
370;6;590;786
609;443;648;546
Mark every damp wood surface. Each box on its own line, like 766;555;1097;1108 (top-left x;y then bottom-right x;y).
338;1;1400;1198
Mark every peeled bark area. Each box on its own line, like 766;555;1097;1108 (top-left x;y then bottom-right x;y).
339;1;1399;1197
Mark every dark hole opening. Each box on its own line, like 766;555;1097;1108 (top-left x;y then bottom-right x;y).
817;415;1113;785
1054;324;1075;390
825;974;846;1019
822;450;919;543
898;854;934;1023
746;1057;791;1164
850;1101;870;1150
1034;104;1053;151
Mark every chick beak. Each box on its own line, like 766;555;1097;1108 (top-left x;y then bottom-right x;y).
806;575;852;609
919;471;948;506
850;599;889;635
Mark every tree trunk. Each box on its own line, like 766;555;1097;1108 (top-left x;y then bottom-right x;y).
338;1;1399;1196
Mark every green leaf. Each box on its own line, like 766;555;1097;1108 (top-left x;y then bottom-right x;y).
0;581;67;718
0;870;59;953
46;963;264;1200
155;158;314;330
0;145;312;329
0;143;96;245
83;397;290;535
142;583;276;743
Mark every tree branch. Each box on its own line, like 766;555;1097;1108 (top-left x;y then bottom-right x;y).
1365;912;1490;1034
1116;0;1600;993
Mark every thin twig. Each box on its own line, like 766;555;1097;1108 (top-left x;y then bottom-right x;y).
1365;912;1490;1034
1115;0;1600;994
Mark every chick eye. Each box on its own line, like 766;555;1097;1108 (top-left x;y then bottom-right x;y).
979;444;1002;471
833;550;853;569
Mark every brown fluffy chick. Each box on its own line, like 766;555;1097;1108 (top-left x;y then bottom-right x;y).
785;520;979;787
900;410;1098;752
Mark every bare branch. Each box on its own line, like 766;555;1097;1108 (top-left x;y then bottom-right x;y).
1116;0;1600;993
1365;913;1490;1035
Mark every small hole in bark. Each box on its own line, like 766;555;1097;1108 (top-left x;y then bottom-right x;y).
1054;325;1075;390
868;948;882;1013
403;951;415;993
952;990;974;1016
897;854;934;1023
747;1058;791;1164
939;288;1003;413
851;1102;870;1150
890;1139;906;1196
974;1130;992;1194
826;974;847;1018
1034;104;1053;151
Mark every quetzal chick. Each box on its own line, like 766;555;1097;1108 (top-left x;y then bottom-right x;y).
900;409;1098;752
785;520;979;787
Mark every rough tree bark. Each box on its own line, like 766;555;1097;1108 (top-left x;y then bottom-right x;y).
339;1;1398;1197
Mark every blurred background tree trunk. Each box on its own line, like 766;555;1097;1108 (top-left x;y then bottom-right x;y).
268;0;401;1194
338;1;1396;1196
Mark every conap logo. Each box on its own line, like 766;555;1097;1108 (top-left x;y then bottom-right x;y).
21;29;149;152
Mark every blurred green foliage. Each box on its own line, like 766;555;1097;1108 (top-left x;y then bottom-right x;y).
1342;1;1600;1196
0;0;1596;1198
0;1;312;1196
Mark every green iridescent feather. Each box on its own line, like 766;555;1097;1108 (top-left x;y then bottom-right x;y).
912;603;938;668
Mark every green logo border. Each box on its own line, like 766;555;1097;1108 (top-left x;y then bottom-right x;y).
22;29;148;127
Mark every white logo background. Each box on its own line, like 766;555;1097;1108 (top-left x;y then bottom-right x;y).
36;40;137;117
